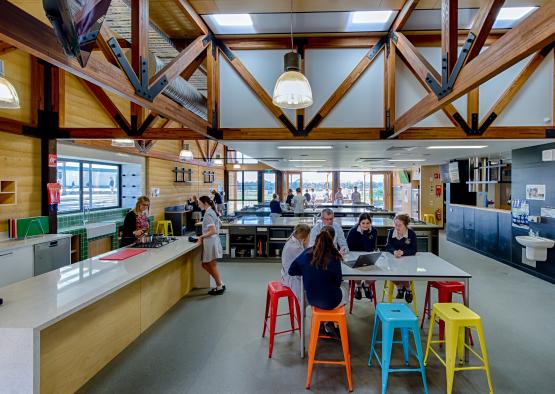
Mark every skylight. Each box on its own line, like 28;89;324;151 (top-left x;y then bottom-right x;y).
212;14;253;26
496;7;536;21
350;11;394;24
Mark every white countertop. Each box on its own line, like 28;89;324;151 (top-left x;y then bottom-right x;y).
0;237;200;330
342;252;471;279
0;233;71;253
223;216;440;229
449;203;511;214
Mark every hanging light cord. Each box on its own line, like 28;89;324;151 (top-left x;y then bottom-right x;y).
290;0;294;52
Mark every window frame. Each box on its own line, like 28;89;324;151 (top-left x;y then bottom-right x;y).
57;158;122;214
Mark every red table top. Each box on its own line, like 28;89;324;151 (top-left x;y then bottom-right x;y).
100;248;147;261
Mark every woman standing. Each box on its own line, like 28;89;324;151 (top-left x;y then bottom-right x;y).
281;223;311;302
292;188;307;217
385;213;417;303
197;195;225;295
189;195;202;223
120;196;150;247
346;213;377;300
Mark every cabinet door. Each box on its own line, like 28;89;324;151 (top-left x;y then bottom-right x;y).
0;246;34;287
446;205;464;244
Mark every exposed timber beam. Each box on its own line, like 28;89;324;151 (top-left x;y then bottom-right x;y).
304;36;387;134
209;141;219;160
80;79;132;131
181;51;207;80
56;128;205;140
385;42;396;130
465;0;505;65
175;0;209;35
467;88;479;128
404;32;502;47
149;34;208;88
131;0;149;126
391;0;420;32
392;2;555;137
217;43;297;135
0;41;16;55
0;1;209;136
442;0;458;77
0;116;30;134
392;32;461;127
196;140;207;161
480;46;552;129
207;42;219;130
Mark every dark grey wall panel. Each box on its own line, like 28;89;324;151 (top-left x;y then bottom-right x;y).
463;207;475;248
475;209;498;255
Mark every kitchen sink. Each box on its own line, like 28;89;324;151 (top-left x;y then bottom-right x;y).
85;222;116;239
515;235;555;262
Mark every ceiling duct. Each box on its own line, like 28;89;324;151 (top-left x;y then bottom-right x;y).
103;0;207;119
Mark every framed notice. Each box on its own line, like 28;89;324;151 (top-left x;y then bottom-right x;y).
526;184;546;200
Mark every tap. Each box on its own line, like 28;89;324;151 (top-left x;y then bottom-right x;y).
83;205;90;225
529;229;539;237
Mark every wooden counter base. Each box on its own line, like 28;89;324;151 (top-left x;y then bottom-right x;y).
40;247;203;394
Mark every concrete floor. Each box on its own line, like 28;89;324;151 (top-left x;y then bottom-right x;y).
79;233;555;393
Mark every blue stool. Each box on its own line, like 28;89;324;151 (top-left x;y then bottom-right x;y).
368;303;428;394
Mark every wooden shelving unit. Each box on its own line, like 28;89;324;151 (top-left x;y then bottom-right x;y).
0;180;16;205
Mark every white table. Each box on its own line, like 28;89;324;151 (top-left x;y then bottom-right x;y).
299;252;472;360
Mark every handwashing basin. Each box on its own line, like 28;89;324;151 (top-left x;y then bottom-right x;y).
515;236;555;262
85;222;116;239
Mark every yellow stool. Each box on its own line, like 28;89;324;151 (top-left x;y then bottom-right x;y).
155;220;174;236
424;303;493;394
381;280;419;316
423;214;437;225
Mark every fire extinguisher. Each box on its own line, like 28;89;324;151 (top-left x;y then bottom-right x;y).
47;182;62;205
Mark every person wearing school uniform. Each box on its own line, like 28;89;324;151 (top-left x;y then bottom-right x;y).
280;224;311;302
385;213;417;303
346;213;377;299
334;188;344;204
291;188;307;217
285;189;294;206
197;196;225;295
351;186;361;204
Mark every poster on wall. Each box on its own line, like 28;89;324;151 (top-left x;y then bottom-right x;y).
511;199;529;229
525;184;546;200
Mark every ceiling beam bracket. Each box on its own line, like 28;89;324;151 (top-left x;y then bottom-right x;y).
207;127;223;139
546;129;555;138
108;38;169;101
380;128;396;139
446;32;476;90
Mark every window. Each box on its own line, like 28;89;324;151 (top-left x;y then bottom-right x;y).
287;173;301;192
339;171;386;207
57;159;121;213
371;173;385;208
301;172;332;202
263;173;276;202
228;170;258;202
226;150;258;164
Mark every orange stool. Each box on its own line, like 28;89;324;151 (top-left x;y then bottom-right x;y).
349;280;377;314
262;281;301;358
306;306;353;392
421;281;474;346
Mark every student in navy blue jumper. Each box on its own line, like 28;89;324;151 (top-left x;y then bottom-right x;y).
288;226;346;311
346;213;378;300
269;193;282;214
385;213;417;303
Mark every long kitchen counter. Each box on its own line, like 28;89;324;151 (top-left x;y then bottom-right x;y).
0;237;207;393
235;206;396;218
223;216;440;229
0;233;71;253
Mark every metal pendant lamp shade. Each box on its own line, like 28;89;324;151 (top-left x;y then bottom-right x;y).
272;52;313;109
179;143;194;160
0;60;20;109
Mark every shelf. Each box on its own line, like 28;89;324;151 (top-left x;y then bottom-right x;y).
0;180;16;205
471;163;509;170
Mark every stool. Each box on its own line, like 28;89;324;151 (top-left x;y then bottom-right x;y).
349;280;377;314
262;281;301;358
424;303;493;394
368;304;428;394
306;306;352;392
382;281;419;316
423;214;437;225
155;220;174;236
421;281;474;346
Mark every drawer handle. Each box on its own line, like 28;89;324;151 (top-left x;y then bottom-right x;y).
0;251;14;257
49;241;58;247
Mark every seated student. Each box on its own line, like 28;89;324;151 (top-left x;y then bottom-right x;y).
385;213;417;303
281;224;311;302
288;226;347;312
346;213;377;300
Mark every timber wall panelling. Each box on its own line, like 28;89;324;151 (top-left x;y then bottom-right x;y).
0;49;32;123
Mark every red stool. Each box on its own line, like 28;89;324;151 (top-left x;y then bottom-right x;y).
262;281;301;358
348;280;377;314
421;281;474;346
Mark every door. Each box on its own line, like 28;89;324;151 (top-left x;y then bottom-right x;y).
0;246;34;287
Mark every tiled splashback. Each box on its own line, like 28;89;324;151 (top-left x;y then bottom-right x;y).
58;208;130;228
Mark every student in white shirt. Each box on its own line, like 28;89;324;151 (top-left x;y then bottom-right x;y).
281;223;311;302
292;187;307;216
351;186;361;204
334;188;344;204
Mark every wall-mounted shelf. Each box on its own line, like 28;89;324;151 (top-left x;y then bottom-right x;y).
173;167;192;183
0;180;17;205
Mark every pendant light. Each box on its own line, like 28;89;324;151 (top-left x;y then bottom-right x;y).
272;0;313;109
179;143;194;160
111;139;135;147
0;60;20;109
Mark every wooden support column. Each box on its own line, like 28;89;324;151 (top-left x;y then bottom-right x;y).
131;0;149;128
442;0;458;77
207;42;219;131
385;42;396;130
468;88;479;128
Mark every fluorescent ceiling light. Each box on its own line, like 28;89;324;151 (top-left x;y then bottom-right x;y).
427;145;488;149
111;139;135;148
212;14;253;26
288;159;326;162
496;7;536;21
368;165;396;168
294;165;323;168
351;10;393;24
277;146;333;150
388;159;426;162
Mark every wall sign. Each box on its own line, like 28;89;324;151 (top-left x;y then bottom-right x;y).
48;154;57;167
526;184;546;200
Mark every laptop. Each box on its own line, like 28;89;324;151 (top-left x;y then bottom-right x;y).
344;252;382;268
